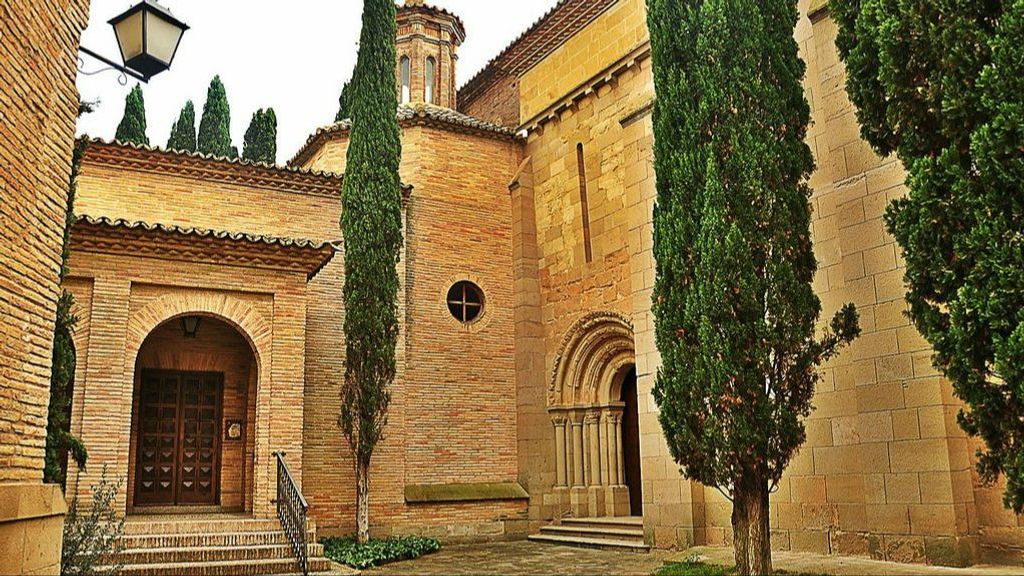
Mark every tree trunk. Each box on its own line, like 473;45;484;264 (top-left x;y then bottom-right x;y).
356;461;370;544
732;475;771;575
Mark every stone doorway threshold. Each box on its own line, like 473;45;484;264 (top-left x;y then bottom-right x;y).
670;546;1024;575
128;505;241;515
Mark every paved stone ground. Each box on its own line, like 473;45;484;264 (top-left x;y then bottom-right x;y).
672;546;1024;576
367;541;670;575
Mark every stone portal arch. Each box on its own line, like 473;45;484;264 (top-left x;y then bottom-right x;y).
548;311;638;518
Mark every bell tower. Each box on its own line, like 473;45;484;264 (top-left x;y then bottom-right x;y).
395;0;465;109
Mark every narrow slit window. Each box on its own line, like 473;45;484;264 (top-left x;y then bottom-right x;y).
400;56;411;104
425;57;436;104
577;143;593;263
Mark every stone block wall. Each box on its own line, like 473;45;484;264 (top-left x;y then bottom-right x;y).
1;0;90;573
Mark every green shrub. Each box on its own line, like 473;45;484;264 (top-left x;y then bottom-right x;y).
321;535;440;569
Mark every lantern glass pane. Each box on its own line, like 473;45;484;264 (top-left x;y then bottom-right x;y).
145;11;184;65
115;11;144;61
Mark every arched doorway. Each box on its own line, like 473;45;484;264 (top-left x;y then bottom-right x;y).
127;316;257;512
619;367;642;515
548;312;642;518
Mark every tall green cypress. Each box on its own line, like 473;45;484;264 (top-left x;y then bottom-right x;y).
167;100;197;152
335;80;352;122
197;76;233;157
44;130;90;488
114;85;149;146
836;0;1024;514
242;108;278;164
339;0;403;545
648;0;859;572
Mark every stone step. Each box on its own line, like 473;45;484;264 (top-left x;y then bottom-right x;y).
122;518;282;535
561;516;644;529
119;529;315;549
528;533;650;552
110;543;324;565
540;524;645;541
103;556;333;576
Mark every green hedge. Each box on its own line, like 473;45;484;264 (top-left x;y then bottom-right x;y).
321;536;440;569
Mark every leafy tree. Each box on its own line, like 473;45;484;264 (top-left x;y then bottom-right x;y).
647;0;860;572
44;111;91;487
61;468;125;576
242;108;278;164
114;85;148;146
197;75;233;157
339;0;403;545
335;80;352;122
835;0;1024;512
167;100;197;152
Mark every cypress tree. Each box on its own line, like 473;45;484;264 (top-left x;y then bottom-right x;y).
197;76;233;157
242;108;278;164
44;124;90;488
648;0;859;572
167;100;197;152
835;1;1024;512
335;80;352;122
339;0;403;545
114;85;149;146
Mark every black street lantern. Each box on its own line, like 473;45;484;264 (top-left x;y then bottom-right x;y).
78;0;189;83
110;0;189;80
180;316;202;338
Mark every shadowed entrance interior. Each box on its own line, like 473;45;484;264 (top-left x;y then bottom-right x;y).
620;367;642;516
128;316;257;512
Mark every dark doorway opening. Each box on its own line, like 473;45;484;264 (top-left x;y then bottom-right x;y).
620;367;643;515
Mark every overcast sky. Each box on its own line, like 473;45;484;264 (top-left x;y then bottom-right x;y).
75;1;559;164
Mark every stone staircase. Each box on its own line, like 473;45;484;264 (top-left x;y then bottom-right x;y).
528;516;649;552
104;515;333;575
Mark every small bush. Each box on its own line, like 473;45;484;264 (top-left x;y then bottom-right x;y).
61;468;125;576
322;535;440;569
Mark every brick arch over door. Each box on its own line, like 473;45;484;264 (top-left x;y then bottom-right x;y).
123;292;274;515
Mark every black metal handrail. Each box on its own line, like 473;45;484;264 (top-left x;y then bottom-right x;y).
274;451;310;576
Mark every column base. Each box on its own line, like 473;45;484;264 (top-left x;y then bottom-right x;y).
0;483;67;575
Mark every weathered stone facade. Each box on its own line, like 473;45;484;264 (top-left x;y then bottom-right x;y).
41;0;1024;568
1;0;90;573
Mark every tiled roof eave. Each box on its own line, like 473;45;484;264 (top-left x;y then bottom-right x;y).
288;104;522;168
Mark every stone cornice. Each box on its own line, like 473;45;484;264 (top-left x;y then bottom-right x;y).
71;216;337;281
520;42;652;134
82;139;346;198
808;0;830;22
458;0;619;109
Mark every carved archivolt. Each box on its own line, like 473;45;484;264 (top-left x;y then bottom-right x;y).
549;311;636;407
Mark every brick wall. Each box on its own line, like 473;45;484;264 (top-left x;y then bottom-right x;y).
0;0;90;483
299;123;529;540
0;1;90;573
458;73;521;128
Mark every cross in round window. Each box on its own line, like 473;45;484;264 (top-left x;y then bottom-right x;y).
447;281;484;323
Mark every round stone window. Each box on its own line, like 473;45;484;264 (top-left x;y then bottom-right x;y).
447;281;484;324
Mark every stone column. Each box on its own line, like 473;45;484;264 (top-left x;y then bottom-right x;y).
607;412;620;486
587;412;602;486
553;416;568;487
599;412;611;486
615;415;625;487
571;416;585;487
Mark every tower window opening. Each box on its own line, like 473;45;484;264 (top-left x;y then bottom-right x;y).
400;56;411;104
425;57;436;104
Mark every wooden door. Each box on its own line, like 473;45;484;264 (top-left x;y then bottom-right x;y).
135;371;223;507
